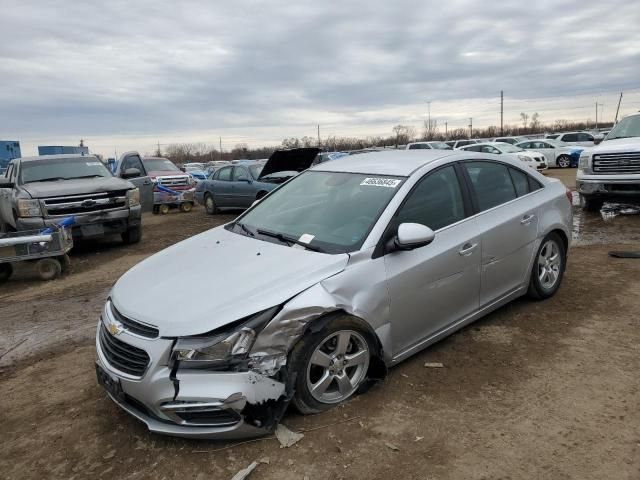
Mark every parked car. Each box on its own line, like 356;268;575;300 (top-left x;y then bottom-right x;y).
492;136;529;145
445;139;481;149
576;112;640;210
0;154;143;243
195;148;320;213
458;142;547;171
405;142;453;150
187;170;208;183
515;139;582;168
122;156;195;213
313;152;349;165
183;162;206;171
96;149;572;439
545;132;595;147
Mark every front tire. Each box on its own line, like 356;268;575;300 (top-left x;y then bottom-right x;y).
289;315;374;414
527;232;566;300
557;155;571;168
35;258;62;281
121;226;142;245
204;194;218;215
179;202;193;213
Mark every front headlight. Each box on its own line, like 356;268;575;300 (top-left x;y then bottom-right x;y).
172;306;279;367
127;188;140;207
578;153;592;173
17;199;42;217
517;155;531;162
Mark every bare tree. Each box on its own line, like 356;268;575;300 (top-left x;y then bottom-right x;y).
530;112;540;131
392;125;416;146
520;112;530;130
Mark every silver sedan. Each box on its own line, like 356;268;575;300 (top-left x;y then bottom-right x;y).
95;150;572;439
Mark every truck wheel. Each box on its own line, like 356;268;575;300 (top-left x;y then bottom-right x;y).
59;254;71;274
179;202;193;213
121;226;142;245
35;258;62;281
580;195;603;212
159;204;170;215
204;194;218;215
0;263;13;281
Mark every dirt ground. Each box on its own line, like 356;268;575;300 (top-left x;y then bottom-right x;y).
2;170;640;480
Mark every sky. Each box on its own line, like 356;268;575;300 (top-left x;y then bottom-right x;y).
2;0;640;158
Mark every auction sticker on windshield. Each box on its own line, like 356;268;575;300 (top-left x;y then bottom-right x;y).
360;177;401;188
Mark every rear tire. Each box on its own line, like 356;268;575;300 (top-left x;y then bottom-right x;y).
121;226;142;245
159;204;170;215
580;195;603;212
289;315;375;415
179;202;193;213
0;263;13;281
527;232;566;300
204;194;218;215
35;258;62;281
557;155;571;168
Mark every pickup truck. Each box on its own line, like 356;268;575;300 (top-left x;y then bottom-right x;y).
0;154;147;243
576;112;640;210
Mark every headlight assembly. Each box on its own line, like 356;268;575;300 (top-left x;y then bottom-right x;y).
172;306;280;368
17;199;42;217
518;155;531;162
578;153;591;173
127;188;140;207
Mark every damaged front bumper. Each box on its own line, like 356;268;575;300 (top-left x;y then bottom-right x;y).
95;314;287;439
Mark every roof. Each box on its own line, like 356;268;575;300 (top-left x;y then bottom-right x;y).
16;154;97;163
312;150;457;176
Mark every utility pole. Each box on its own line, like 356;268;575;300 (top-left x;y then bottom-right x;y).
500;90;504;136
317;124;321;147
595;103;604;129
614;92;623;123
219;137;222;160
427;100;432;139
469;118;473;138
445;121;448;140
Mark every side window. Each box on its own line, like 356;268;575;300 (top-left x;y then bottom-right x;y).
232;167;249;181
519;142;530;149
395;166;466;231
6;163;14;180
465;145;481;152
464;162;517;211
562;133;578;142
216;167;232;181
509;167;530;196
122;154;144;174
577;133;593;141
528;176;543;192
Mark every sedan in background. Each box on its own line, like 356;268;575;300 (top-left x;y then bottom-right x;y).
187;170;208;183
96;149;572;439
492;136;529;145
516;139;582;168
195;148;320;213
545;132;595;147
458;142;547;172
445;139;481;149
406;141;453;150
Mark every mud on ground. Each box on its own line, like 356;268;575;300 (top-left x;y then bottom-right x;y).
1;189;640;479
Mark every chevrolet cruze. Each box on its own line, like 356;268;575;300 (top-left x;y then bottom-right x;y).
96;150;572;439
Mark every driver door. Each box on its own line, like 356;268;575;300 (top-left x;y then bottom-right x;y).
118;153;153;212
383;165;481;357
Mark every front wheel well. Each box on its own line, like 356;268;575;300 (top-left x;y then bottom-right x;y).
550;228;569;252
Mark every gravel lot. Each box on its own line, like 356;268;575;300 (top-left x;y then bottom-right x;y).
2;169;639;480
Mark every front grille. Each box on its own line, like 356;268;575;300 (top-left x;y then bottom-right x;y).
174;409;241;426
110;302;159;339
99;323;150;377
43;190;127;216
155;175;191;188
593;152;640;175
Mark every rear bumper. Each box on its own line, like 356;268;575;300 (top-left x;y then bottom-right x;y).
16;206;141;238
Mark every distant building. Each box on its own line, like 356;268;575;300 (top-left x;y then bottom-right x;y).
38;145;90;156
0;140;21;170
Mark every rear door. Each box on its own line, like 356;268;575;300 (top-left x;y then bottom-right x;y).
383;165;481;355
230;166;256;208
211;166;233;206
118;153;153;212
461;161;540;306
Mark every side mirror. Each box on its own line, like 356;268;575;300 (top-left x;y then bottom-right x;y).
121;167;141;179
0;177;14;188
389;223;435;252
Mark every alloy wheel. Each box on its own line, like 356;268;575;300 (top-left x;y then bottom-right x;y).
557;155;570;168
537;239;561;290
306;330;370;404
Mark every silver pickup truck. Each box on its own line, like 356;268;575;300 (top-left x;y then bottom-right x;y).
577;112;640;210
0;154;150;243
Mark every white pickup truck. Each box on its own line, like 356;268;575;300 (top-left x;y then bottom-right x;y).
576;112;640;210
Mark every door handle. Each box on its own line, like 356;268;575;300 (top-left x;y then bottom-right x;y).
459;243;478;256
520;214;536;225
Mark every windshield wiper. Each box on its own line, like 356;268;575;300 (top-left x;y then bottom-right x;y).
235;221;254;237
256;228;324;253
72;175;104;179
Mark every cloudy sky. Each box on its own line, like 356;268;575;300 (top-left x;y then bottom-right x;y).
2;0;640;157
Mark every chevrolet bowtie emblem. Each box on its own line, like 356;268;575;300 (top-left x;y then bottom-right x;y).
107;320;124;336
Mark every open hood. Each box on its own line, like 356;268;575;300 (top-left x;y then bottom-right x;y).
258;148;320;180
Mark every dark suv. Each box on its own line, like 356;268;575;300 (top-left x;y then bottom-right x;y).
0;155;144;243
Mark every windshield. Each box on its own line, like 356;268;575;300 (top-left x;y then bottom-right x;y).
143;158;180;171
20;157;112;183
606;115;640;140
249;164;264;178
235;171;404;253
498;144;523;153
428;142;453;150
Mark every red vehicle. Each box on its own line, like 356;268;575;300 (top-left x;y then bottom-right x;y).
141;157;195;214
